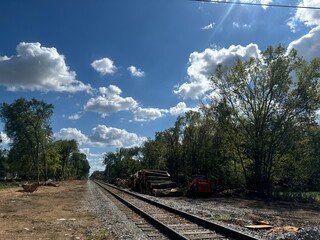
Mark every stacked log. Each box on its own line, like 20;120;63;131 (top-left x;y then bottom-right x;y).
130;169;182;197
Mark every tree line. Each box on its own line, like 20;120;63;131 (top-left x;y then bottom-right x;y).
0;98;90;182
98;46;320;197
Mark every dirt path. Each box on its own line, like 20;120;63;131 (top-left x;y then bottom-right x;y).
0;180;111;240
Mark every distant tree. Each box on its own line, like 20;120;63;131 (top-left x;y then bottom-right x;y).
90;170;105;180
210;45;320;196
103;147;142;179
69;152;90;179
0;98;54;182
54;139;79;180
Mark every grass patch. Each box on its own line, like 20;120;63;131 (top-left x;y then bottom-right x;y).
0;181;20;190
87;229;112;240
273;191;320;204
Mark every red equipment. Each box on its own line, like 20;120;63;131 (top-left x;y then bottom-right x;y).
187;175;211;196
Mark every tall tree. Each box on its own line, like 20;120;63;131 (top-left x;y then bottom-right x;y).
210;45;320;196
0;98;54;182
54;139;78;180
69;152;90;179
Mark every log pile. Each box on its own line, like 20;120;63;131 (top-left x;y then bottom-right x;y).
129;169;182;197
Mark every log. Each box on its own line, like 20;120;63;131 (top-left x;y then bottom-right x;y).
144;176;170;181
153;188;183;197
143;171;170;178
22;183;39;192
150;181;177;189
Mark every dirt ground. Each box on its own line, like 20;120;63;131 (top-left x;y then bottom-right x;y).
0;180;110;240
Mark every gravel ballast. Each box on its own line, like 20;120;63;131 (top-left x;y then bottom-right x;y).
85;181;149;240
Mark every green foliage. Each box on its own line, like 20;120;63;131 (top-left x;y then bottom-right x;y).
273;191;320;204
87;228;112;240
210;45;320;196
0;98;54;181
0;98;90;181
104;147;142;179
0;150;9;178
101;45;320;199
90;171;105;180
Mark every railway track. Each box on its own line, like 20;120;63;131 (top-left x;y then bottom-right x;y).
94;180;260;240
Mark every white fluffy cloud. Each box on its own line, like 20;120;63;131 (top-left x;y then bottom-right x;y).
91;57;117;75
54;125;146;149
133;107;167;122
80;148;104;173
169;102;199;116
0;42;91;92
89;124;147;148
84;85;138;116
288;0;320;32
127;66;145;77
68;112;82;120
54;128;88;144
286;1;320;60
175;43;261;99
295;0;320;27
288;26;320;61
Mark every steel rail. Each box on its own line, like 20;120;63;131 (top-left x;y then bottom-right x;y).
94;180;187;239
94;180;260;240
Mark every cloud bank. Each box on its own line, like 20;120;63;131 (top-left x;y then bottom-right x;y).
84;85;138;116
0;42;91;92
54;125;147;148
133;107;166;122
175;43;261;99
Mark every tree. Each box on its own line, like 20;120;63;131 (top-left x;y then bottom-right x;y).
0;135;7;178
0;146;8;179
90;170;105;180
210;45;320;196
103;147;142;179
69;152;90;179
54;139;79;180
0;98;54;182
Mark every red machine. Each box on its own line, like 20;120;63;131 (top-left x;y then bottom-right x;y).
186;175;211;196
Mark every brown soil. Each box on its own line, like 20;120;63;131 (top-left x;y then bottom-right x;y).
0;180;110;240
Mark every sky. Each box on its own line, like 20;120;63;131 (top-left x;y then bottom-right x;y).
0;0;319;174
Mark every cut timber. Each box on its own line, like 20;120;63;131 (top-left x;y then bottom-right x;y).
22;183;39;192
130;169;182;196
272;226;300;232
153;187;183;197
143;170;170;177
145;176;171;181
42;179;60;187
244;224;273;230
44;182;60;187
150;181;177;189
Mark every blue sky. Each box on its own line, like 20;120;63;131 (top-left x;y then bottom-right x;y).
0;0;320;173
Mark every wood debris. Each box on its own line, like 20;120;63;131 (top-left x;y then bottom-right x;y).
22;183;39;192
244;224;273;229
272;226;300;232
